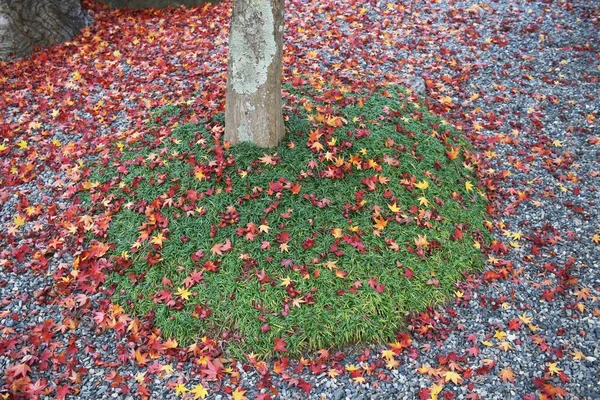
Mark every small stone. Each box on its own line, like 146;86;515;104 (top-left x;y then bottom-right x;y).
332;388;344;400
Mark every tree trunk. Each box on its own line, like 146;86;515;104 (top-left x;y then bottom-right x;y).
224;0;285;148
0;0;88;60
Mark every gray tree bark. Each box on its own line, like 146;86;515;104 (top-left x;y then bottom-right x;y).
0;0;88;60
224;0;285;148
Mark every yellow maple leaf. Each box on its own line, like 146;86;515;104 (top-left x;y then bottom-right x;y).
418;196;430;207
592;234;600;244
571;349;586;360
388;202;401;213
415;180;429;190
13;214;26;227
547;362;562;376
259;224;270;233
417;364;430;374
381;349;396;360
465;181;474;191
132;371;146;384
231;387;247;400
431;383;444;397
151;232;167;247
444;370;463;385
174;383;188;396
327;368;339;379
518;312;532;324
280;277;291;287
498;341;513;352
175;287;191;300
386;358;399;369
160;364;174;374
195;170;206;181
191;383;208;399
494;330;507;340
414;234;429;248
323;260;338;271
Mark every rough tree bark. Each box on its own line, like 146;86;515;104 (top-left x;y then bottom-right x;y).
224;0;285;148
0;0;88;60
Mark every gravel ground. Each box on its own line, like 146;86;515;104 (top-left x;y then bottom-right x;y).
0;0;598;399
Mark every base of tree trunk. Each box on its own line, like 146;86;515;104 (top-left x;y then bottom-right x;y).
0;0;89;60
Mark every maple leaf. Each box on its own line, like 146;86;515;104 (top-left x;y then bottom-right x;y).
547;362;562;376
571;349;586;360
151;232;167;247
162;338;178;349
232;388;248;400
259;153;275;165
414;180;429;190
388;202;401;213
26;379;47;397
414;234;429;248
373;216;388;230
13;214;26;228
273;337;287;353
175;287;192;300
327;368;339;379
280;277;291;287
210;238;232;255
190;383;208;399
56;385;72;400
518;312;532;324
444;370;463;384
8;362;31;378
135;349;148;365
465;181;474;192
499;368;516;383
381;349;396;360
418;388;432;400
446;146;460;160
403;268;415;279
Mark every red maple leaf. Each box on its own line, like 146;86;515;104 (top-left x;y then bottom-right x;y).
418;388;432;400
273;337;287;353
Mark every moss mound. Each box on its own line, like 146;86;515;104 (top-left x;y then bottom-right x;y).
85;86;489;357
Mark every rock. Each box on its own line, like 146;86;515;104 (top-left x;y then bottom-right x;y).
332;387;345;400
406;76;426;96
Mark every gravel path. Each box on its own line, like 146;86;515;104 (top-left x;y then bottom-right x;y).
0;0;598;399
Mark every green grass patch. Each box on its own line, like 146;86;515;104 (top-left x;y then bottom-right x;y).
85;86;489;358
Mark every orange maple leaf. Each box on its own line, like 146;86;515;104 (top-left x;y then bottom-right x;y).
499;368;516;383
